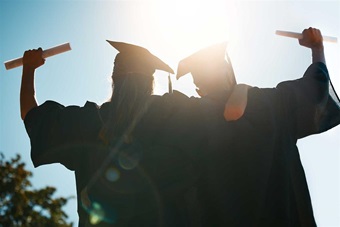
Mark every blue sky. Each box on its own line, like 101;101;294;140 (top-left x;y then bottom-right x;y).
1;0;339;226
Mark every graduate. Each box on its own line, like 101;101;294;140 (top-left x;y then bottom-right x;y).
20;27;340;226
175;27;340;226
20;42;206;226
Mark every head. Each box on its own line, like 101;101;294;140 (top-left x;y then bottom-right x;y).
101;41;174;143
112;72;154;102
108;41;174;96
191;57;235;97
111;53;155;99
176;42;236;98
112;52;156;80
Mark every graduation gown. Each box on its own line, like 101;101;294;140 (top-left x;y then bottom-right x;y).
24;91;205;227
195;62;340;226
24;62;339;226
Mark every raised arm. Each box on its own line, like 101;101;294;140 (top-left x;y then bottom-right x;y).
20;48;45;120
298;27;326;64
275;27;340;138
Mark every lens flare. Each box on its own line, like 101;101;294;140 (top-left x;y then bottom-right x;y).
89;202;105;225
118;150;142;170
105;166;120;182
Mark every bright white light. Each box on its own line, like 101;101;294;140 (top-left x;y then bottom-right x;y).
151;0;241;96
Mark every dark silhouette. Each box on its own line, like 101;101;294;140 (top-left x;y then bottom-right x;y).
20;42;205;226
20;28;340;226
175;27;340;226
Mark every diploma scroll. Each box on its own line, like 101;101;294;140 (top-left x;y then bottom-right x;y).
276;30;338;43
4;43;71;70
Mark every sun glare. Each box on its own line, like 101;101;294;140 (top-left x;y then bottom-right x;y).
151;0;240;96
159;1;238;52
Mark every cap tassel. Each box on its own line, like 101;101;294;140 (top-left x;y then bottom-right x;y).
168;74;173;94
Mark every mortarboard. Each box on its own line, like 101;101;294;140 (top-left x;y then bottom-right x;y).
107;40;174;75
176;42;236;86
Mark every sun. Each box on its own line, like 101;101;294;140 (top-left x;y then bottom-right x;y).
150;0;241;96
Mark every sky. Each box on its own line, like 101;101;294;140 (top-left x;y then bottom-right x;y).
0;0;339;226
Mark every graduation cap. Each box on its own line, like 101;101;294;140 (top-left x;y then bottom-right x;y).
107;40;174;76
176;42;236;88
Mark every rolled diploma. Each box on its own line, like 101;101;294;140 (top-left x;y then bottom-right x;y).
4;43;71;70
276;30;338;43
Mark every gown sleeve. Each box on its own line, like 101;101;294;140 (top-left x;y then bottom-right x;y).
24;100;103;170
276;62;340;138
239;62;339;225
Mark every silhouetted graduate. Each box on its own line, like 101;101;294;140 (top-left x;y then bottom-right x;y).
175;27;340;226
22;42;205;226
21;28;340;227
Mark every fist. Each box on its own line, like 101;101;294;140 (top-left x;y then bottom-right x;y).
23;48;45;69
298;27;323;49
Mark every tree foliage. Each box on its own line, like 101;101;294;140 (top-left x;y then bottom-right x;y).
0;153;73;227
